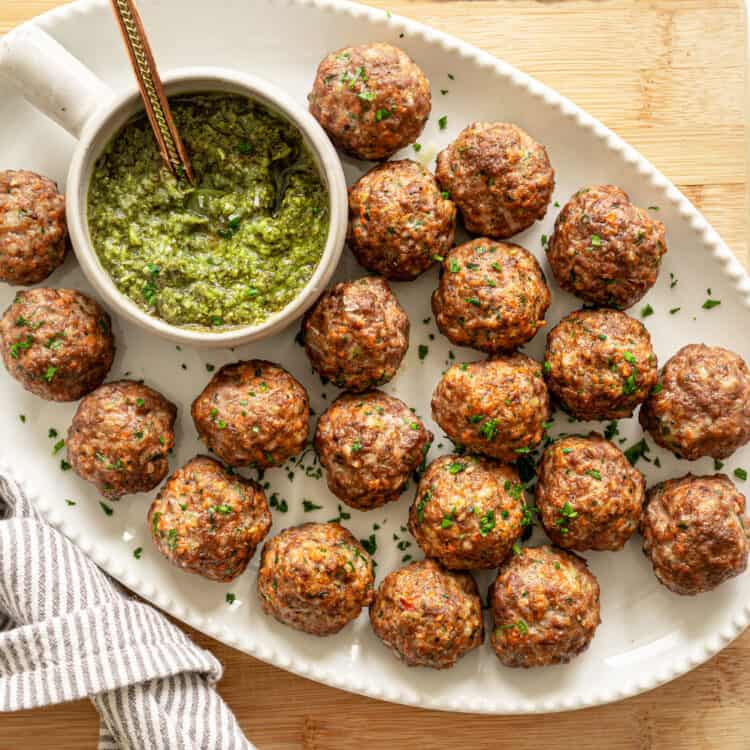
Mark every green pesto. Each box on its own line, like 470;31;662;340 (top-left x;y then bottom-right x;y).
88;94;329;329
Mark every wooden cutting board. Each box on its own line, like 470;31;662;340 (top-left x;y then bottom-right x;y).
0;1;747;748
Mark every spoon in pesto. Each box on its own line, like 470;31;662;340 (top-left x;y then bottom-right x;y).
108;0;195;183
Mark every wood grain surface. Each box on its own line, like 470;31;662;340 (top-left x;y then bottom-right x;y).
0;0;748;747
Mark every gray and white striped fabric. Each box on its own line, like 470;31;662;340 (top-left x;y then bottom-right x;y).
0;476;255;749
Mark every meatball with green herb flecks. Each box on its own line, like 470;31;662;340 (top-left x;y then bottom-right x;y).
546;185;667;309
432;238;550;353
431;354;550;462
0;287;115;402
490;545;601;668
191;360;309;469
409;454;528;569
435;122;554;239
149;455;271;582
309;43;431;161
257;522;375;635
543;308;657;421
370;558;484;668
642;473;749;595
0;170;68;285
315;390;432;510
67;380;176;499
535;433;645;551
301;276;409;392
347;159;456;280
639;344;750;461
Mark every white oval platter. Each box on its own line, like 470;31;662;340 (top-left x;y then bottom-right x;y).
0;0;749;715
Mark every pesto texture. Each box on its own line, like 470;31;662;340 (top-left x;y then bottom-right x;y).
88;94;329;329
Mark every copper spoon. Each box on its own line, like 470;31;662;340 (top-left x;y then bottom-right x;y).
108;0;194;183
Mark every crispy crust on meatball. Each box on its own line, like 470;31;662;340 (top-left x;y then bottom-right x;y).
0;287;115;402
639;344;750;461
544;308;658;421
257;522;375;635
431;354;550;462
432;238;550;352
315;390;432;510
642;474;749;595
347;160;456;280
490;545;601;668
409;454;526;569
535;433;645;551
435;122;554;239
0;170;68;285
301;276;409;392
369;558;484;669
309;43;431;161
191;360;309;469
546;185;667;309
148;455;271;582
67;380;177;499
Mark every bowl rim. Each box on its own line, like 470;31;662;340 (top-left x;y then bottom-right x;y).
66;65;348;348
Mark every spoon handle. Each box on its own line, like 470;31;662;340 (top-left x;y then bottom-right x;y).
109;0;194;183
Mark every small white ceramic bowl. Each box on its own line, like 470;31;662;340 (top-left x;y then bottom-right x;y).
0;26;348;348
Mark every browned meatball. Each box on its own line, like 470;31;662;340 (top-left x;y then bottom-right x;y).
369;558;484;669
347;160;456;280
148;455;271;582
67;380;177;499
642;474;749;595
315;390;432;510
192;360;309;469
435;122;554;239
640;344;750;461
432;238;550;352
0;288;115;402
535;433;645;551
431;354;550;462
0;170;67;285
257;522;374;635
544;308;657;421
546;185;667;309
409;454;527;569
301;276;409;392
309;43;431;161
490;545;601;668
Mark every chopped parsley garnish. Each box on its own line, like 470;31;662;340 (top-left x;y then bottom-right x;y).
99;501;114;517
441;512;454;529
585;469;602;481
438;115;448;130
10;335;33;358
226;593;236;604
52;439;65;455
555;501;578;534
641;304;654;318
418;344;429;361
669;307;681;315
60;459;71;471
133;547;143;559
543;361;552;375
714;459;725;471
135;398;145;407
19;414;26;424
604;421;619;440
65;499;76;506
449;259;461;273
412;143;422;152
360;533;377;555
374;108;393;122
416;489;432;522
351;439;362;453
624;438;650;466
590;234;602;247
479;418;498;441
512;542;522;555
448;461;466;475
734;468;747;481
651;383;663;394
669;273;678;288
702;298;721;310
479;509;496;537
302;500;322;512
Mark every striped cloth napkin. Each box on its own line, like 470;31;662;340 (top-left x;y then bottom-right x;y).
0;475;255;749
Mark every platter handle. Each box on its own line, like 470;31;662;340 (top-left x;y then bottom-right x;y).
0;24;114;139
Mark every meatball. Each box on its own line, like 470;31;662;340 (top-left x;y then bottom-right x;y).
148;455;271;582
432;238;550;352
490;545;601;668
431;354;550;462
639;344;750;461
409;454;527;569
315;390;432;510
309;43;431;161
191;360;309;469
0;170;67;285
257;522;374;635
544;308;657;421
67;380;177;499
347;160;456;280
535;433;645;551
642;474;749;595
301;276;409;392
369;558;484;669
435;122;554;239
0;287;115;402
546;185;667;309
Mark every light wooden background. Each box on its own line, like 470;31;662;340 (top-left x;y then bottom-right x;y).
0;0;748;748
